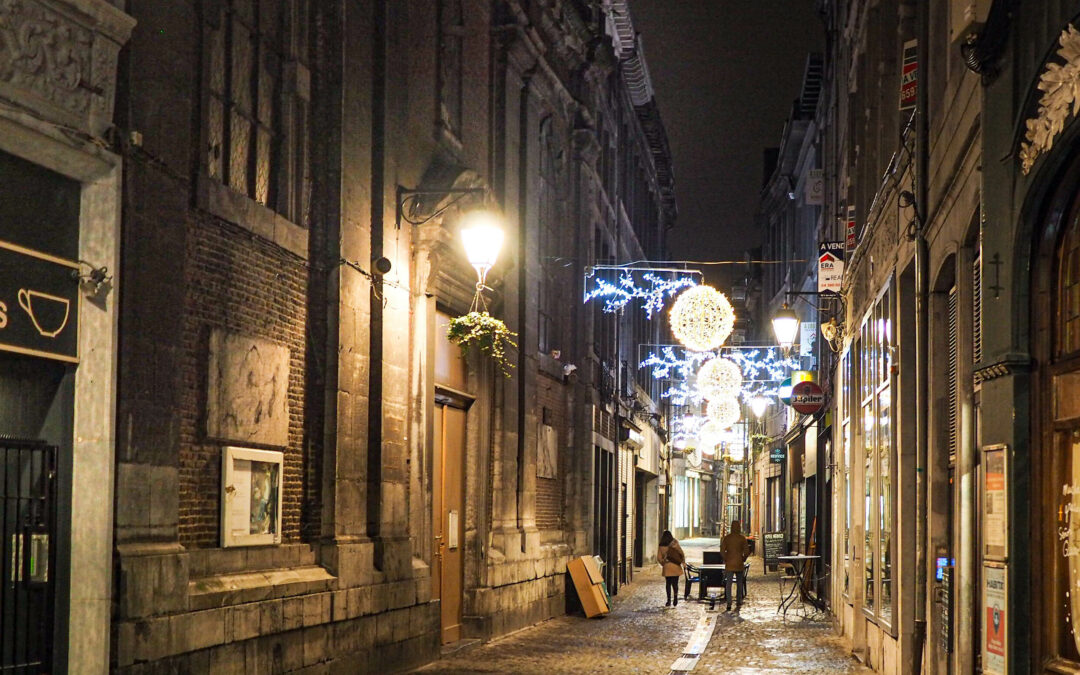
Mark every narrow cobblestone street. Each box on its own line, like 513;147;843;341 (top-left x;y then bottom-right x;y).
414;540;871;674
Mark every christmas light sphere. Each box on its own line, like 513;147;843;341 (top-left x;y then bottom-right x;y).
707;397;741;430
669;285;735;352
697;420;725;453
696;357;743;401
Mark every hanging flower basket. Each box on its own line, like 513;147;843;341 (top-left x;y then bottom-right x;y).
447;311;517;377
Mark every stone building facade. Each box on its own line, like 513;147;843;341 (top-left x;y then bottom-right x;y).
815;0;985;671
105;0;673;672
811;0;1080;673
0;1;134;672
754;54;833;577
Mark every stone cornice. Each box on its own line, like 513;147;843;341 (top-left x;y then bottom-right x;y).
974;354;1033;384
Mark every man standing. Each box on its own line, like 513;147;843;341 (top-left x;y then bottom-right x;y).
721;519;750;611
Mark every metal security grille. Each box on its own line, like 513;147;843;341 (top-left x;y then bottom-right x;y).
1;438;56;674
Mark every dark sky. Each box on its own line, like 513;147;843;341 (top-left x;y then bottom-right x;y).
632;2;825;275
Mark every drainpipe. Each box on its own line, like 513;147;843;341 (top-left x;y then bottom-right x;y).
912;0;931;670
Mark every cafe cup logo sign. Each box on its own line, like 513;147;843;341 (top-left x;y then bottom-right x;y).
17;288;70;337
0;240;80;363
790;381;824;415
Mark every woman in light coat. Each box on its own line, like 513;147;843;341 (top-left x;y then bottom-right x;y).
657;530;686;607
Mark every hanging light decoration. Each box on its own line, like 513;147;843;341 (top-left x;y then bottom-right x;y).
707;397;741;430
696;357;743;401
697;420;724;455
668;285;735;352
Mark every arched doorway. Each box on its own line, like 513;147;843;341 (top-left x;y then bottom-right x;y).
1032;156;1080;669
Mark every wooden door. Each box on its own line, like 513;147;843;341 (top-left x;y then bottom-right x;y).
432;403;465;644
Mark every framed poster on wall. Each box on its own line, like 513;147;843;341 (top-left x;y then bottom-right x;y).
221;446;283;547
982;562;1008;675
982;444;1008;561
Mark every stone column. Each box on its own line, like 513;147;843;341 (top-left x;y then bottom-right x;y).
318;0;375;587
568;128;601;554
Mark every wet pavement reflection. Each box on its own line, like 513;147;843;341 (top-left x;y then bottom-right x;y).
412;538;871;674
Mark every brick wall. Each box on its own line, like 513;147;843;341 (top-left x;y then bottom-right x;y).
536;372;565;530
177;213;312;547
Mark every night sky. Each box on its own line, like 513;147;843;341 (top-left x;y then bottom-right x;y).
631;2;825;276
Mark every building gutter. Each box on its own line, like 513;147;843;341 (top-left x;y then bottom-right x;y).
912;0;931;669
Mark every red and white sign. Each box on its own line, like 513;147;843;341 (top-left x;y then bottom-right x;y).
790;381;825;415
899;39;918;112
983;564;1007;674
818;241;845;295
845;205;857;252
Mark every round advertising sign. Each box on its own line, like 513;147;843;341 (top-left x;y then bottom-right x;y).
790;381;825;415
778;377;793;405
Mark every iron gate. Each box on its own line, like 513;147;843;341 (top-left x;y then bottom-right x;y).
1;438;56;674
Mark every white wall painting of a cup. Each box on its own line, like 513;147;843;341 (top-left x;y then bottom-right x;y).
18;288;70;338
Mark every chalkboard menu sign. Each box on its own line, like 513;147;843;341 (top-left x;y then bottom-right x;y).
763;532;785;568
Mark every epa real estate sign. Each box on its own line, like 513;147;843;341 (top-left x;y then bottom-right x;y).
818;241;845;295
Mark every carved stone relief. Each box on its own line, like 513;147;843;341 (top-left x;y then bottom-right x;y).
0;0;133;137
1020;24;1080;175
207;329;291;448
0;1;93;112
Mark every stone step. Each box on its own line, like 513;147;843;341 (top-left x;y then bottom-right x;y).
188;565;337;610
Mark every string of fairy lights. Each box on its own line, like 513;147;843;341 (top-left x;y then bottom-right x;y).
584;266;800;459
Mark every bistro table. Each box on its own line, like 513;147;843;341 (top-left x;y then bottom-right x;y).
776;555;821;618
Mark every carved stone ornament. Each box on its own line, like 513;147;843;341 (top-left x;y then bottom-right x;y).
1020;24;1080;175
0;0;134;137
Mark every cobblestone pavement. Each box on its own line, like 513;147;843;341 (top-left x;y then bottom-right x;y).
412;539;872;674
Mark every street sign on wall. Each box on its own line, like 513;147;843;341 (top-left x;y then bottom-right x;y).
790;381;825;415
0;240;80;363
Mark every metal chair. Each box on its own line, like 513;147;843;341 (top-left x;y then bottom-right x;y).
683;563;701;600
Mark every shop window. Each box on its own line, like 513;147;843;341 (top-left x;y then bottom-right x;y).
675;476;688;529
203;0;311;225
1052;205;1080;663
855;284;895;625
841;350;852;598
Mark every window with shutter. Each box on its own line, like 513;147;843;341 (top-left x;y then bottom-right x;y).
973;249;983;367
947;286;958;463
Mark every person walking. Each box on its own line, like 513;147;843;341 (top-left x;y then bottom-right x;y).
720;519;750;611
658;530;685;607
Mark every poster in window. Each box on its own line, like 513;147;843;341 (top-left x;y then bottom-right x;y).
982;444;1008;560
221;446;283;547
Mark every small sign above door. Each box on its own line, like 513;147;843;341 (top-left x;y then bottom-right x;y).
0;240;80;363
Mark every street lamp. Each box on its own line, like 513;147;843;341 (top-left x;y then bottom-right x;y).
459;208;504;287
393;184;505;293
750;395;769;418
771;304;800;352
